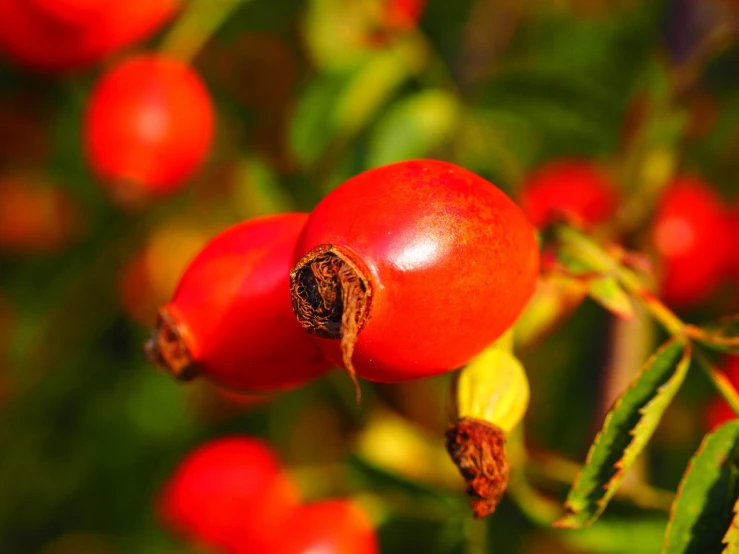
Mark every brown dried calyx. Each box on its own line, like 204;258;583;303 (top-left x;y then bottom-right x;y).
144;305;198;381
290;245;372;403
445;417;509;518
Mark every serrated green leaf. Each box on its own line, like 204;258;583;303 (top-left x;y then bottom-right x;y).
693;315;739;355
723;496;739;554
554;339;690;528
663;421;739;554
586;276;634;320
367;89;460;167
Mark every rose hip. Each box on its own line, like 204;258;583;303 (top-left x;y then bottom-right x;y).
290;159;539;387
147;213;332;393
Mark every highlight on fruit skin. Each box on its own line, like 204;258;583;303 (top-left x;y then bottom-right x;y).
445;344;530;518
289;159;540;388
146;213;332;393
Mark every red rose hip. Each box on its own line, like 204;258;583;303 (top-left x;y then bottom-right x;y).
650;175;731;307
268;500;378;554
84;54;214;203
518;159;618;229
158;436;299;553
0;0;180;71
147;213;332;393
290;159;540;385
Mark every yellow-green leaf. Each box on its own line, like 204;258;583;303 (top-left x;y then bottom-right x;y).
663;421;739;554
554;339;690;529
586;275;634;320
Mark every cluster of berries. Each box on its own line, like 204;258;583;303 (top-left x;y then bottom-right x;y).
517;159;739;309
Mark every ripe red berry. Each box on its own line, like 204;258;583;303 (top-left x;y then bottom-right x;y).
84;54;214;204
267;500;378;554
290;159;539;385
650;175;731;307
0;0;180;71
146;213;332;392
158;436;299;554
518;159;619;229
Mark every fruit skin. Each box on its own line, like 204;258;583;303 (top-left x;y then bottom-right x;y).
158;436;299;554
0;0;180;71
84;54;214;202
729;203;739;287
265;500;378;554
650;175;731;308
291;159;540;383
149;213;332;392
518;159;618;229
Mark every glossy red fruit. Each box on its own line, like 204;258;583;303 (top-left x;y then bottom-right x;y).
84;54;214;204
266;500;378;554
518;159;618;229
146;213;332;392
0;0;180;71
158;436;299;554
650;175;731;307
290;159;539;384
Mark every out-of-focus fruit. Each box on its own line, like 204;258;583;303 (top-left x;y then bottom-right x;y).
0;0;180;71
518;159;619;229
650;175;731;307
158;436;299;554
84;54;214;204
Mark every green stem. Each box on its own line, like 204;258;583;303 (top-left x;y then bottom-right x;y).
464;516;488;554
553;225;685;337
694;348;739;417
160;0;249;62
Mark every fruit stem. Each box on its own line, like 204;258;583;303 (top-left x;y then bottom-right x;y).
693;348;739;417
160;0;250;62
552;224;686;338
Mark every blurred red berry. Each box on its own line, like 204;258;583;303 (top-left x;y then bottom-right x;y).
147;213;332;392
383;0;427;29
84;54;214;204
158;436;299;554
0;177;81;254
0;0;180;71
518;159;619;228
650;175;731;308
266;500;378;554
728;203;739;286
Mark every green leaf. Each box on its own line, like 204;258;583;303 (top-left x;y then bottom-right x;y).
723;497;739;554
663;421;739;554
554;339;690;528
586;276;634;320
693;315;739;355
367;89;460;167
